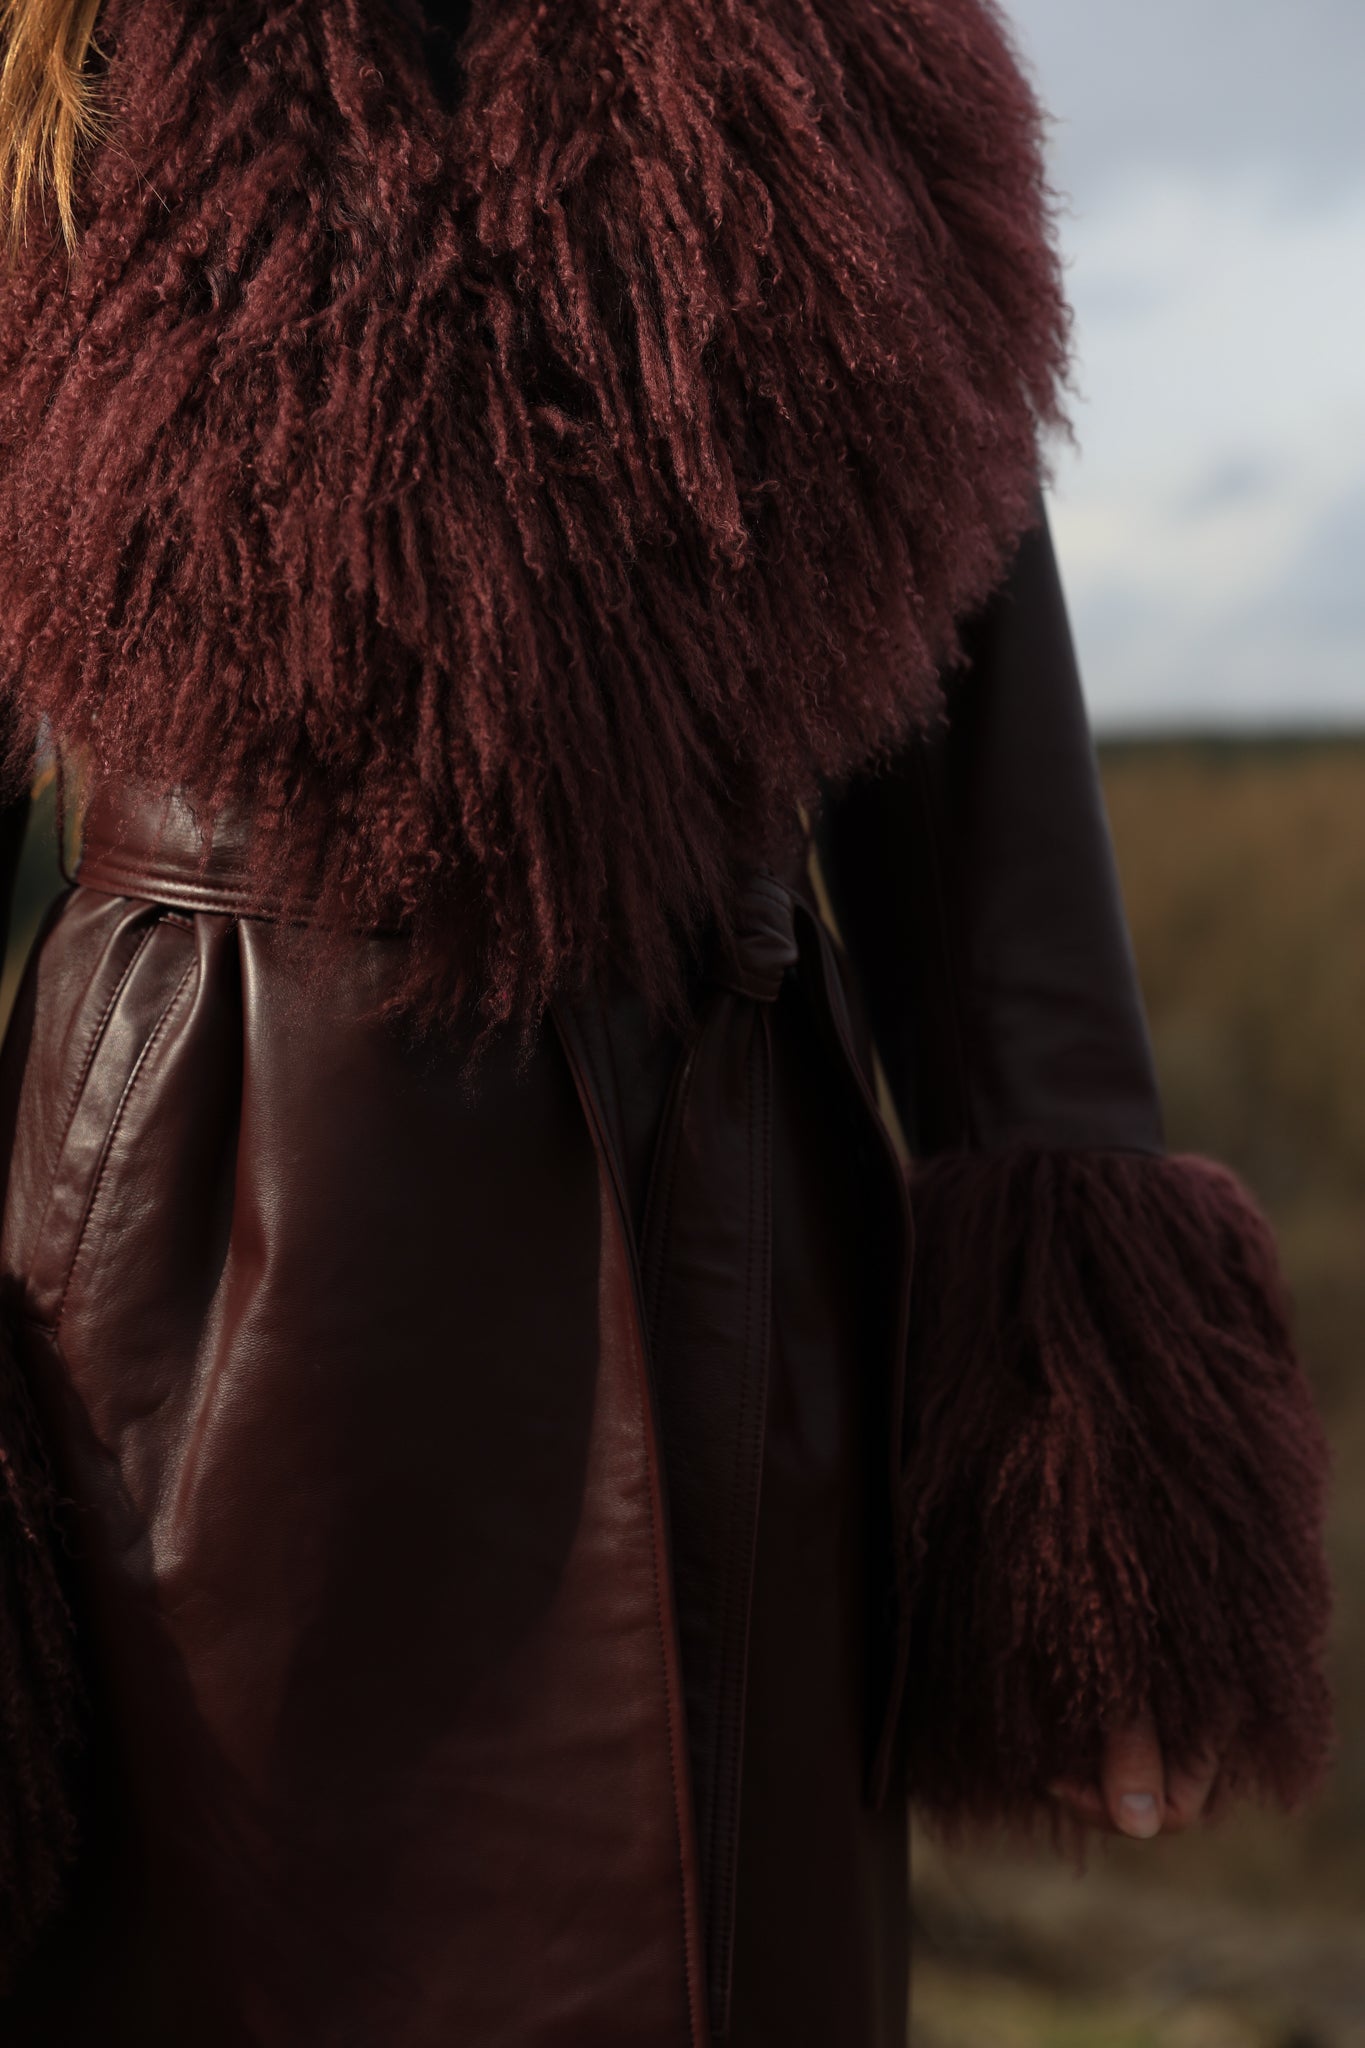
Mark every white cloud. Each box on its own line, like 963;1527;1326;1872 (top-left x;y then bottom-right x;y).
1006;2;1365;730
1009;0;1365;198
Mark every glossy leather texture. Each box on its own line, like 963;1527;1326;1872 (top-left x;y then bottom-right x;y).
816;493;1165;1162
0;779;913;2046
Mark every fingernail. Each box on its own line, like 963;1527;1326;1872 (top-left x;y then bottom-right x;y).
1118;1793;1160;1838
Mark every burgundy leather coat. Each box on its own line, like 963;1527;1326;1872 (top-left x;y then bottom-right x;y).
0;500;1099;2044
0;500;1332;2045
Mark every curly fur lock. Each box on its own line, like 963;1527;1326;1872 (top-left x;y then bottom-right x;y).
0;0;1071;1046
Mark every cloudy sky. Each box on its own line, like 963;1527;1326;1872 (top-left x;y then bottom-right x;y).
1003;0;1364;730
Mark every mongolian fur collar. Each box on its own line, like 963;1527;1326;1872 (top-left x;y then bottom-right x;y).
0;0;1071;1046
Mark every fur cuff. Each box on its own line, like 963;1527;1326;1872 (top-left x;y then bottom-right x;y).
898;1147;1334;1839
0;1304;82;1983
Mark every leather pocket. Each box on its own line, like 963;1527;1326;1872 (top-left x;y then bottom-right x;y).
5;892;199;1331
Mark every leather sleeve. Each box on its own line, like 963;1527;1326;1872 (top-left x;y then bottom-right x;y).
814;491;1334;1834
814;488;1164;1161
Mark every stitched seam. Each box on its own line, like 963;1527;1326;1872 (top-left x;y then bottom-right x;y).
549;1001;703;2046
625;1195;704;2048
54;957;198;1330
705;1007;769;2028
732;1011;775;1895
634;1026;713;2038
696;1031;756;1882
76;862;403;938
53;921;159;1168
77;864;292;916
26;917;163;1281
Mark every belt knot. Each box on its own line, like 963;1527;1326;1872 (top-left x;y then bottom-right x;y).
707;868;799;1003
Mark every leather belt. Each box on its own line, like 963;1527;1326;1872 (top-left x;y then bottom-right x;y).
637;869;799;2043
74;781;352;925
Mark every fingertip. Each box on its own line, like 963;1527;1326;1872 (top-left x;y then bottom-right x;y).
1101;1717;1166;1838
1114;1790;1162;1839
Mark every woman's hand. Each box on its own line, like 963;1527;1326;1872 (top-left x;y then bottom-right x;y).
1047;1710;1222;1838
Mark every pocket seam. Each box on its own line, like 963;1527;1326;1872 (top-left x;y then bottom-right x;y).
49;919;161;1192
54;955;199;1333
25;915;166;1289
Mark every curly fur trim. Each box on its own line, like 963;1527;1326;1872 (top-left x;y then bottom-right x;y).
0;0;1070;1048
898;1147;1335;1840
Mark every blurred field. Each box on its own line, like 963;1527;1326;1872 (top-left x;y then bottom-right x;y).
912;735;1365;2048
2;738;1361;2042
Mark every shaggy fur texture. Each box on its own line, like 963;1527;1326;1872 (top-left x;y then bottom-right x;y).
0;0;1070;1048
0;1306;83;1981
898;1147;1335;1839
